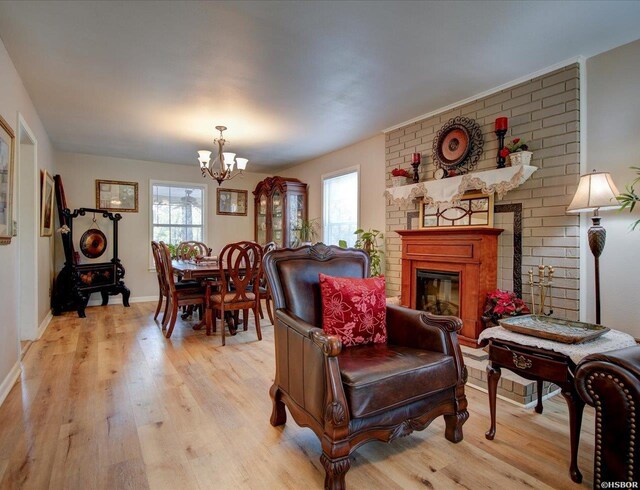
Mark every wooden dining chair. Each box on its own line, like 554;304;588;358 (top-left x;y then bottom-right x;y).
257;241;277;325
158;241;206;338
210;241;263;345
151;241;169;323
175;241;212;260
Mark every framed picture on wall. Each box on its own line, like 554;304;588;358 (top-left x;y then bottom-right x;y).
0;114;15;245
40;170;55;237
419;191;494;228
96;179;138;212
217;188;248;216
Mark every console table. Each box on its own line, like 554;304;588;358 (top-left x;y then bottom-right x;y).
480;326;637;484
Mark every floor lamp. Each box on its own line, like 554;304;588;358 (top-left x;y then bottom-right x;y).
567;170;620;325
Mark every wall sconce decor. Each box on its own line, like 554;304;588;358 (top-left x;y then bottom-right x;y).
495;117;508;169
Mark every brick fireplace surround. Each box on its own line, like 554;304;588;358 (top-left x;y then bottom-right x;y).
385;64;581;323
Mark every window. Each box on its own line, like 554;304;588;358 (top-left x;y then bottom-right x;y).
322;168;359;247
150;181;207;262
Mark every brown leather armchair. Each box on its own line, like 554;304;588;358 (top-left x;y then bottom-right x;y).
575;346;640;487
263;244;468;489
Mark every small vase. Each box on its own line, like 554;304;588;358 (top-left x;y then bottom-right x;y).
508;151;533;166
392;176;410;187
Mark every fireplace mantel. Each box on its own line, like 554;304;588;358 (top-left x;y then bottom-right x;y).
397;227;503;347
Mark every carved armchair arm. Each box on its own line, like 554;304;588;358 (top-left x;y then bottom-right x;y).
274;310;350;431
385;305;462;354
276;310;343;357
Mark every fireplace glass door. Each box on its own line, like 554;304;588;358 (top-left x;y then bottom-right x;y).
416;270;460;316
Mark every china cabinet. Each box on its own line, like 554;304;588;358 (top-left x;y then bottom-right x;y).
253;176;307;247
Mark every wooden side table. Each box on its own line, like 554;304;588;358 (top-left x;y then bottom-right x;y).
484;339;585;484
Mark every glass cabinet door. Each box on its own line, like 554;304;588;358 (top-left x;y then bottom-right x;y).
287;192;305;247
256;192;268;245
271;190;284;247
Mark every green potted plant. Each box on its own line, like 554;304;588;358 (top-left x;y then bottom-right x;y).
616;166;640;230
339;228;384;277
293;218;320;247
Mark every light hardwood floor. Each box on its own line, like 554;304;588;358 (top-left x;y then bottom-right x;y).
0;303;595;489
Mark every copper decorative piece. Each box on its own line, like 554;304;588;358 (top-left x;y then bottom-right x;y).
419;191;494;228
432;116;484;176
80;228;107;259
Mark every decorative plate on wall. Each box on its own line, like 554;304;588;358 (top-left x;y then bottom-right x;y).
432;116;484;175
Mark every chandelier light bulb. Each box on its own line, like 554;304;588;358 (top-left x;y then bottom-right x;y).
197;150;212;168
236;157;248;170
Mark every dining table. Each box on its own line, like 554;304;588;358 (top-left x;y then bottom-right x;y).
171;259;245;334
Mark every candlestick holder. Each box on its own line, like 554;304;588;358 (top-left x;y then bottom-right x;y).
495;128;507;169
528;264;554;316
411;153;421;183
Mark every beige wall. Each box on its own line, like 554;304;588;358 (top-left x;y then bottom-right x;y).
55;151;268;299
281;134;386;241
0;37;56;390
587;39;640;338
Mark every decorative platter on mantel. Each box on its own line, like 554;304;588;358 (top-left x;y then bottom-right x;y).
498;314;610;344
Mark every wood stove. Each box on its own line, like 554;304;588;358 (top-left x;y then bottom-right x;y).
397;227;503;347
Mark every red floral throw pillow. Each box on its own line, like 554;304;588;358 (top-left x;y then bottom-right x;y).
319;273;387;347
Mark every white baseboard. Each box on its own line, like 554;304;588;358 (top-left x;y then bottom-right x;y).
36;310;53;340
0;362;21;408
86;295;157;307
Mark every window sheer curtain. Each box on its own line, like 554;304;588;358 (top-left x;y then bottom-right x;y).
322;170;359;247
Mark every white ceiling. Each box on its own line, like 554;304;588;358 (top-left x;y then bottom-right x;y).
0;1;639;171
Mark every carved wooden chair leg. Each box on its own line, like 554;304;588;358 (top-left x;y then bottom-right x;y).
269;384;286;426
161;297;171;329
220;305;226;346
154;293;163;320
320;453;351;490
254;304;262;341
265;296;275;325
165;300;179;338
258;300;264;319
444;409;469;443
243;309;249;331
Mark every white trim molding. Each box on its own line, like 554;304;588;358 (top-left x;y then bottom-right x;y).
36;310;53;340
0;362;21;408
383;56;583;133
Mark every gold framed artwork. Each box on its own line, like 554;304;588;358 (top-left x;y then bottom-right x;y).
96;179;138;212
40;170;55;237
419;191;494;228
0;115;15;245
217;188;248;216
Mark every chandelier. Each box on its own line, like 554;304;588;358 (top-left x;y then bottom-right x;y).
197;125;248;185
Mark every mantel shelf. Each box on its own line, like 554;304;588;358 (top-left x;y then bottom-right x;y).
384;164;537;207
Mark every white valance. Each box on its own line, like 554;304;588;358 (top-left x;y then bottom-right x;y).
384;164;538;207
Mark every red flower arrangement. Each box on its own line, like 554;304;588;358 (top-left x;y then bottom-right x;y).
500;137;529;158
391;168;411;178
484;289;530;325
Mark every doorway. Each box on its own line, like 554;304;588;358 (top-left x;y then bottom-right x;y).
16;114;38;342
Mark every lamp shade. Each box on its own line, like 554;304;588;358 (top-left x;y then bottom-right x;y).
236;157;248;170
567;171;620;213
197;150;212;168
223;152;236;170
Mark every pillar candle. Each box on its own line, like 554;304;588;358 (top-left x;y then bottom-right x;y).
495;117;508;131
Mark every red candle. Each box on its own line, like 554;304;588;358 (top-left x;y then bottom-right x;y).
412;152;421;164
495;117;508;131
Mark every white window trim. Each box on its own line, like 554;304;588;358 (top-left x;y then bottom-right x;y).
148;179;208;270
321;165;360;245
